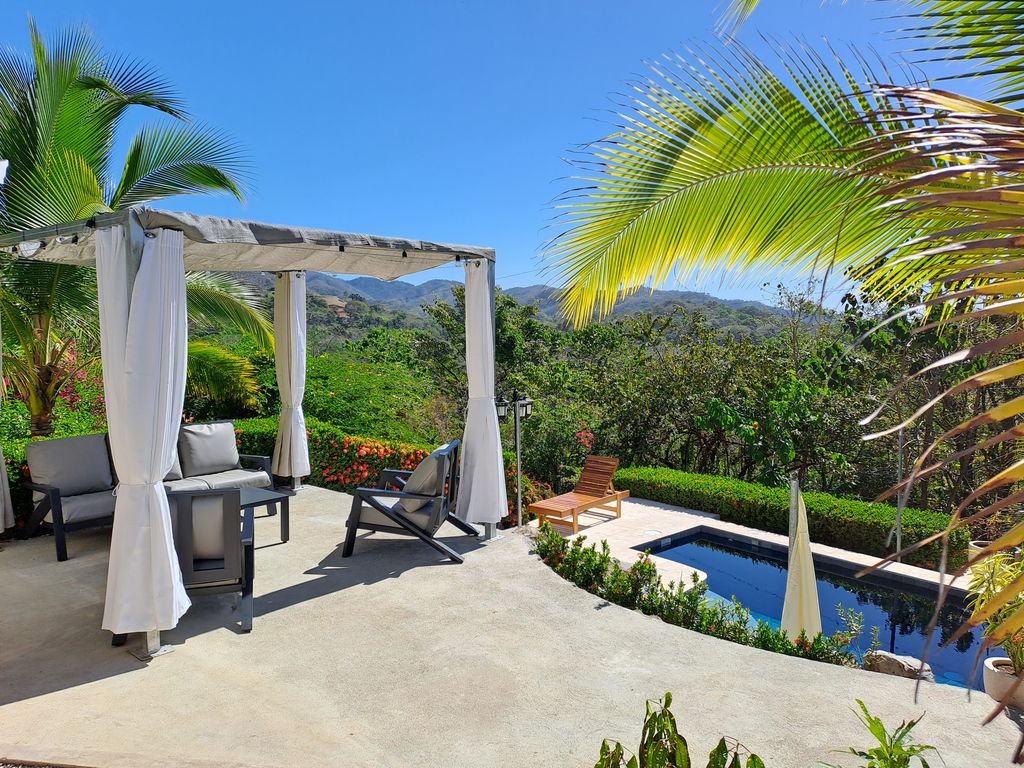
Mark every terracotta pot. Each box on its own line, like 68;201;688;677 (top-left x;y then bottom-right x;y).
983;658;1024;708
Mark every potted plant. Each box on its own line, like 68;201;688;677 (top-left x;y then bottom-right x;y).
968;552;1024;707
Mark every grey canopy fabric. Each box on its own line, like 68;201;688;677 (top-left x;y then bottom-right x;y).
0;207;495;278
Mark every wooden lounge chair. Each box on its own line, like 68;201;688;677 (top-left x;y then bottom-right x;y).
529;456;629;534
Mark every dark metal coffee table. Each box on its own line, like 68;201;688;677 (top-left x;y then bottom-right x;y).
239;486;293;543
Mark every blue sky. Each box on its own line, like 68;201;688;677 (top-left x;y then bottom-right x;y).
0;1;978;300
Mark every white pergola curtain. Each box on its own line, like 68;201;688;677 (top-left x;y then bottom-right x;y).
0;322;13;529
272;271;310;479
456;258;507;524
0;450;13;531
0;158;12;531
97;225;190;634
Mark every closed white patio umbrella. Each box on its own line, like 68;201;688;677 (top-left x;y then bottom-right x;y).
781;475;822;639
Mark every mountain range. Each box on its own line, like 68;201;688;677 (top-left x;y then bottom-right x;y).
241;271;785;336
304;274;781;325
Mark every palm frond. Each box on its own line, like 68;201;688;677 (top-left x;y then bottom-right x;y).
0;259;99;338
544;40;913;326
110;123;248;208
717;0;762;33
855;86;1024;301
185;272;273;352
859;82;1024;722
186;339;259;410
898;1;1024;105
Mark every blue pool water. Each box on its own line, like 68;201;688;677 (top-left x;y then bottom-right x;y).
649;534;998;688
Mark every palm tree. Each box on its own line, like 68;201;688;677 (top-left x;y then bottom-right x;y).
545;0;1024;717
0;20;271;435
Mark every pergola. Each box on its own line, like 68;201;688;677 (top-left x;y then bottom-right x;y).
0;206;508;647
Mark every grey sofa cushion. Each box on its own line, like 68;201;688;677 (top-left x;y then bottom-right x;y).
360;495;431;531
163;477;210;492
397;448;446;514
165;452;183;482
27;434;113;498
47;489;116;523
192;468;271;490
189;495;227;560
178;422;240;478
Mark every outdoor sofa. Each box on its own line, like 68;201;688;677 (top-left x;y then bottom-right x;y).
23;421;272;561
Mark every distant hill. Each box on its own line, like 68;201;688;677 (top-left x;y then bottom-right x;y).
299;274;783;334
239;272;785;337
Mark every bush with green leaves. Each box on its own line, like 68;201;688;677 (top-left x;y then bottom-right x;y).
533;523;859;668
594;692;765;768
821;700;937;768
595;694;938;768
302;351;440;444
615;467;966;571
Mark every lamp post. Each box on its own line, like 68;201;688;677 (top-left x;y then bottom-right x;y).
496;391;533;526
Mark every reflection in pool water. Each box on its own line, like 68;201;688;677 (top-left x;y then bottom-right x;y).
649;534;998;688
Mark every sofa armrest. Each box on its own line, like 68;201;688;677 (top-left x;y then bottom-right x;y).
355;486;437;502
239;454;272;475
241;506;255;547
20;481;64;538
377;469;412;490
23;480;61;497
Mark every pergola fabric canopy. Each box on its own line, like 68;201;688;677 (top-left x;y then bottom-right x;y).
0;206;495;278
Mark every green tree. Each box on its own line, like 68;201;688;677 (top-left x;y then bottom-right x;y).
0;21;269;435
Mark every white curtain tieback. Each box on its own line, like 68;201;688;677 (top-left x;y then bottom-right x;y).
113;481;162;495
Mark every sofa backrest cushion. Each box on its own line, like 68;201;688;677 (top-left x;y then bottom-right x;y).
189;495;227;560
26;433;113;497
177;422;240;478
165;451;183;482
396;446;447;514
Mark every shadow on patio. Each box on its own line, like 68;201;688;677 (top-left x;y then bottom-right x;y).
0;485;484;707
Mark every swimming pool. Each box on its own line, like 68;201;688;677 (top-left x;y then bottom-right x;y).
644;532;996;688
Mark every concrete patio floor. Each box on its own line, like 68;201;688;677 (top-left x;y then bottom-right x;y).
0;487;1020;767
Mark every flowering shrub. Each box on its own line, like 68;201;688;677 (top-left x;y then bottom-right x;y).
234;417;430;493
533;523;860;668
55;341;106;418
615;466;967;571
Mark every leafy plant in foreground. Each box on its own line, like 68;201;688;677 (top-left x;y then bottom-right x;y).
966;552;1024;675
594;692;766;768
820;700;937;768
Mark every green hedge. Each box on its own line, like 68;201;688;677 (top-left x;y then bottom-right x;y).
614;466;967;570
